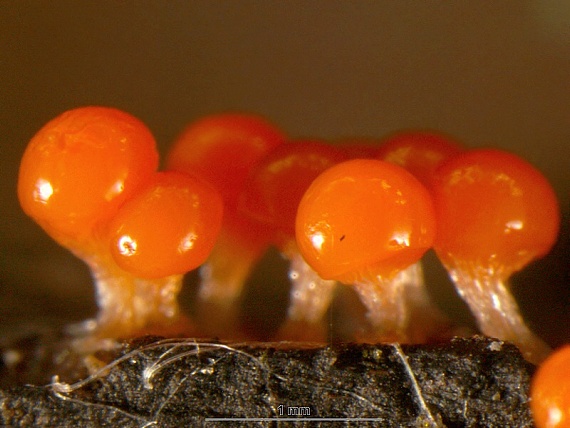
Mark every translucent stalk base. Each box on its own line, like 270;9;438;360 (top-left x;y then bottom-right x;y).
448;265;551;364
353;262;450;343
69;251;191;349
286;251;337;324
198;239;264;303
197;237;266;338
276;247;337;342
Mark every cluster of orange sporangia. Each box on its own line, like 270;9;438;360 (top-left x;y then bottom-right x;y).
19;107;560;370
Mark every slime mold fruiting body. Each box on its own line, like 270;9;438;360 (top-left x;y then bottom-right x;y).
240;140;348;341
296;159;441;342
431;148;560;363
374;130;465;337
530;345;570;428
18;107;223;342
17;107;562;362
166;113;285;336
101;170;222;337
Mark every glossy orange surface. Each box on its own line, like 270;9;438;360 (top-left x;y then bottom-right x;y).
166;113;286;209
18;106;158;246
431;149;560;277
377;130;463;187
108;171;223;279
239;140;347;242
296;159;436;283
531;345;570;428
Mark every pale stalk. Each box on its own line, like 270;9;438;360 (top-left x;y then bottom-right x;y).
448;264;551;364
353;262;448;343
196;234;266;338
66;245;188;345
276;243;337;342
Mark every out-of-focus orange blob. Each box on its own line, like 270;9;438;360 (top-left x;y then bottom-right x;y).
18;106;158;246
377;130;463;187
166;113;286;209
334;138;380;159
431;148;560;277
296;159;436;284
108;171;223;279
239;140;348;243
531;345;570;428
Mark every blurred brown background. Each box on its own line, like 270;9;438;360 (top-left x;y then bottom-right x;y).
0;2;568;345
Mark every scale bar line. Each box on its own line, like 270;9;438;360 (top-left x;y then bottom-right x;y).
205;417;385;422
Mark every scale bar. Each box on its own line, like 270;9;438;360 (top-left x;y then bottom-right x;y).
206;418;385;422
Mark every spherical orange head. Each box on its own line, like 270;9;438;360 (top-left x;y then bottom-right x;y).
107;171;223;279
431;149;560;276
530;345;570;428
239;140;348;241
296;159;436;283
18;106;158;246
166;113;285;209
377;130;463;188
